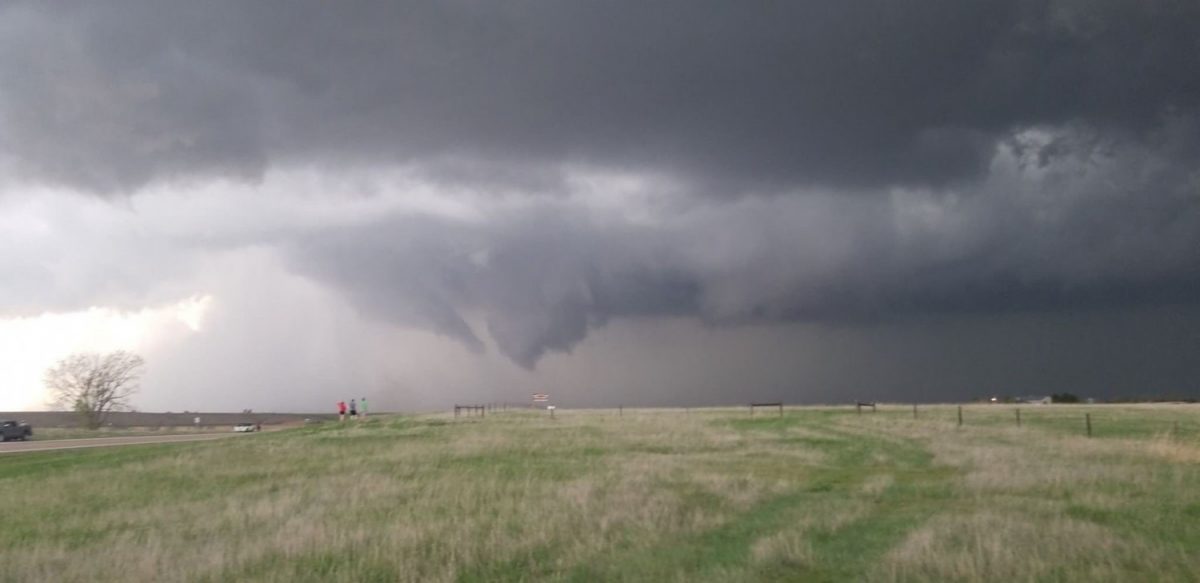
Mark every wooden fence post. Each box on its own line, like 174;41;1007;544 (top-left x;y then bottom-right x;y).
751;403;783;417
957;405;963;428
912;403;918;419
1086;413;1092;437
1016;408;1021;428
619;405;623;417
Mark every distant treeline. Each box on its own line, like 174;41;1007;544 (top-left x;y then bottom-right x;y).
1102;396;1199;404
975;393;1197;404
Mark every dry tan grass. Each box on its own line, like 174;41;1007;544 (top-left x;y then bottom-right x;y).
751;529;814;567
1145;434;1200;464
872;510;1197;583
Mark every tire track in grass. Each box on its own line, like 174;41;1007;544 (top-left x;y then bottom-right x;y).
563;414;958;581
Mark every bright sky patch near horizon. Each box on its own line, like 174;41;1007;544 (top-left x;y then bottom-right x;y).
0;296;210;410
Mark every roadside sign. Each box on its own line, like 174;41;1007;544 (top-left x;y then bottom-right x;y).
531;393;549;402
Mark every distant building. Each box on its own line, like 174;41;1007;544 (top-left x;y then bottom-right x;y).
1018;396;1051;405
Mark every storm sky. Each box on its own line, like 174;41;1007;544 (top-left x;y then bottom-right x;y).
1;1;1198;412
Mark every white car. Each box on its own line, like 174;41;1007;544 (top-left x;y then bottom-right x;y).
233;423;259;433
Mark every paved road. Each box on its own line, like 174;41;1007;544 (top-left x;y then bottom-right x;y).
0;433;241;454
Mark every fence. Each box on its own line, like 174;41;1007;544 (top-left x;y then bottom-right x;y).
444;402;1189;439
750;402;784;417
453;405;486;418
897;404;1192;439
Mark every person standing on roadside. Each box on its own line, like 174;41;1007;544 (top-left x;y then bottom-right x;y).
360;397;368;419
337;400;347;422
349;398;358;420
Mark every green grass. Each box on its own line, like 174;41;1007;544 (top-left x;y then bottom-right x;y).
2;405;1200;582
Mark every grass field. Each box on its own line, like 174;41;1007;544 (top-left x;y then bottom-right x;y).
2;404;1199;582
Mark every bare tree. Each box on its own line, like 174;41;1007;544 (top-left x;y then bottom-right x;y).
45;351;145;429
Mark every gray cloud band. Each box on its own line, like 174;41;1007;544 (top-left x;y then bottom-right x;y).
0;0;1196;193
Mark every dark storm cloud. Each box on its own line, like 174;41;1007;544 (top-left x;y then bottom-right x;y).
1;0;1197;192
287;132;1200;368
2;0;1199;374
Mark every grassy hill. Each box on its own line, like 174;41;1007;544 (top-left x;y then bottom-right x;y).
2;405;1199;581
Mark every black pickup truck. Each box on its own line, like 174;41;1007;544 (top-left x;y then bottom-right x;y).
0;420;32;441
